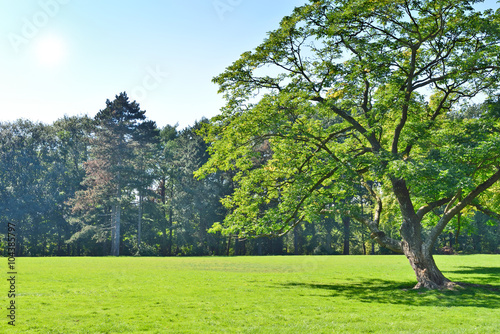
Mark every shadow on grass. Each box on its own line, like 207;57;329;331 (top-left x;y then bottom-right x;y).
442;266;500;285
279;278;500;309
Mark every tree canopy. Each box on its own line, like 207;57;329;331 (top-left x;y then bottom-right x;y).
196;0;500;288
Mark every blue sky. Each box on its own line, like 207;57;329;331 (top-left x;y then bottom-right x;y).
1;0;498;129
0;0;306;129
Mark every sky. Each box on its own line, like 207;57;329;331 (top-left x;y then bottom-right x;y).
0;0;499;130
0;0;306;129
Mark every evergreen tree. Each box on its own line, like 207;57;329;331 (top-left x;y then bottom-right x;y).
70;92;152;256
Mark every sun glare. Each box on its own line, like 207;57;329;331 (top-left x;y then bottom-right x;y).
34;35;67;67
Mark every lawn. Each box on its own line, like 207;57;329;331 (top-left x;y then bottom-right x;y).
1;255;499;333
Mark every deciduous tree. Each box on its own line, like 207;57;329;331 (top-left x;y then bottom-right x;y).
197;0;500;288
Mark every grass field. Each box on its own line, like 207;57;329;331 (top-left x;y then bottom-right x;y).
1;255;499;333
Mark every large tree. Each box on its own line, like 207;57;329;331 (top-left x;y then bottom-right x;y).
70;92;153;256
197;0;500;288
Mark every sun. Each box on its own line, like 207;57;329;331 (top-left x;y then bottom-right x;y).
34;35;67;67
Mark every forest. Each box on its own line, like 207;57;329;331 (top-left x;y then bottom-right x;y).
0;91;498;257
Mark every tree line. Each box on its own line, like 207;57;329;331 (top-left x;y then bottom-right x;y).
0;92;498;257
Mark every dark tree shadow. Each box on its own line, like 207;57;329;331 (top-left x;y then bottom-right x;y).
442;266;500;285
278;277;500;309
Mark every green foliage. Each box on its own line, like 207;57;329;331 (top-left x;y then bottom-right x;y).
0;117;93;255
198;0;500;257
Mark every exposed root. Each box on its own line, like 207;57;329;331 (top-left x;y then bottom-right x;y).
412;280;459;290
410;280;500;291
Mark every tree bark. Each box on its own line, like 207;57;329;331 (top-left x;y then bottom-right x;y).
401;240;454;289
393;177;454;289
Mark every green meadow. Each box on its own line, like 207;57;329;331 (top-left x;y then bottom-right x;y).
1;255;499;333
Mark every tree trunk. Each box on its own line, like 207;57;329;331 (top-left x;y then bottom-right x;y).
400;216;454;289
293;225;300;255
401;225;453;289
256;238;263;255
111;203;121;256
360;229;365;255
325;226;333;255
57;224;63;256
342;216;350;255
402;241;454;289
168;183;174;256
226;235;231;256
137;194;143;254
159;178;168;256
392;178;454;289
455;211;461;250
168;207;173;256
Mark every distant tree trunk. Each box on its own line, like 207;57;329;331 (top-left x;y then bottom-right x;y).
102;239;107;256
254;238;260;255
111;203;121;256
455;212;461;249
234;238;239;255
226;235;231;256
137;194;143;254
454;191;463;250
159;178;168;256
168;182;174;256
234;238;245;255
57;224;63;256
342;216;350;255
168;206;173;256
293;225;300;255
111;168;122;256
76;241;81;256
198;213;208;255
325;226;333;255
361;232;366;255
111;205;116;256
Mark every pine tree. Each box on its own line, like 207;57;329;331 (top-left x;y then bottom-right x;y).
70;92;150;256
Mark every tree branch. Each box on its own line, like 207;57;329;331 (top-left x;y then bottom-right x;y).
416;197;453;220
472;203;500;222
426;168;500;248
